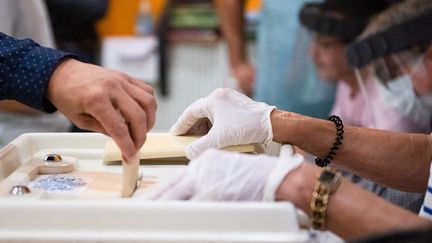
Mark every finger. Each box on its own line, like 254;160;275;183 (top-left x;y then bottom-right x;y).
279;144;295;159
71;114;107;134
85;95;137;161
185;129;219;160
185;117;212;136
169;98;209;135
112;89;149;152
126;75;156;95
121;81;157;130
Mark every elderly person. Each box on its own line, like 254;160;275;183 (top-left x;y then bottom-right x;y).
300;0;429;212
301;0;429;133
148;0;432;240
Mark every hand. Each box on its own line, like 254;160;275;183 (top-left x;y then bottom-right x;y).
144;145;304;201
170;88;276;159
47;59;157;161
232;62;255;97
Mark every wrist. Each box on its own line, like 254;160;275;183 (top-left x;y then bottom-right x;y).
47;58;78;104
275;163;319;213
230;61;249;73
270;109;304;144
228;48;246;67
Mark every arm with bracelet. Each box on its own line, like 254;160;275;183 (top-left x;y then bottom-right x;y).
270;109;432;238
171;88;432;192
271;109;432;192
166;88;432;240
275;162;430;240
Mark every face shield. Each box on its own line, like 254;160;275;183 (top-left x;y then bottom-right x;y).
283;26;337;111
296;3;367;84
347;11;432;128
290;2;376;122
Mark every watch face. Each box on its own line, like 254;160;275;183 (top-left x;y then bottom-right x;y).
320;170;336;182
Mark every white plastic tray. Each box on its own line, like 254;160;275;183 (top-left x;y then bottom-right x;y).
0;133;309;242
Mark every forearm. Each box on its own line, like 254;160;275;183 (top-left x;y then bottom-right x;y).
276;164;431;240
271;110;432;192
215;0;247;67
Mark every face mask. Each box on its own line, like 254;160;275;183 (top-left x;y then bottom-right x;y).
378;74;432;129
419;93;432;111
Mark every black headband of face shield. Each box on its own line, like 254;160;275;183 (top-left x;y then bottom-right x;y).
299;3;367;42
347;10;432;68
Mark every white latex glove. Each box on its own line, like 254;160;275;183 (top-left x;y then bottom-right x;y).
170;88;276;159
144;145;303;201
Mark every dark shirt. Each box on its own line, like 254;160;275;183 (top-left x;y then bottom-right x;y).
44;0;109;64
0;33;73;112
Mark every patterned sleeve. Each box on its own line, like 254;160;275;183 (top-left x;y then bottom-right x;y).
0;32;75;112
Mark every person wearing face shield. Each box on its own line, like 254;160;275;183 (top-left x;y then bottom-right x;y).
299;0;386;128
300;0;427;213
302;0;430;134
347;0;432;134
143;0;432;241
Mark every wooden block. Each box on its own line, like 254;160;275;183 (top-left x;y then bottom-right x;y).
103;134;258;165
121;153;139;198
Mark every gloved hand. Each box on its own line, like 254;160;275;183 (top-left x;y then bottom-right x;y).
170;88;276;159
144;145;303;201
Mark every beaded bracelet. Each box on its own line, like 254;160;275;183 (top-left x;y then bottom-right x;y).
315;115;344;167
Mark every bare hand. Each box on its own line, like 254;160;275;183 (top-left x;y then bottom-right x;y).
232;62;256;97
47;59;157;161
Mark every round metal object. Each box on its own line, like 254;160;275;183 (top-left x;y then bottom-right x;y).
9;185;31;196
44;154;62;162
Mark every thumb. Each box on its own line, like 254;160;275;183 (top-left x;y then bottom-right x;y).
185;129;219;160
169;98;208;135
279;144;295;159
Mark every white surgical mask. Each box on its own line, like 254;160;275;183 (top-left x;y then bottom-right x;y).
378;74;432;129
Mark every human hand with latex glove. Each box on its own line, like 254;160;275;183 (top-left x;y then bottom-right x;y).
144;145;303;201
170;88;276;160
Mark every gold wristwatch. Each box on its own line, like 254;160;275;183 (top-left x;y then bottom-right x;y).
310;167;341;230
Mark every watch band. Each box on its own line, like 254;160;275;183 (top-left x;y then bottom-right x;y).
310;167;342;230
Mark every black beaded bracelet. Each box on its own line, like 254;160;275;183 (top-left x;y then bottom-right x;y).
315;115;344;167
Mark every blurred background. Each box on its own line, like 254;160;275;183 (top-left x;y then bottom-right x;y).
96;0;261;131
1;0;335;146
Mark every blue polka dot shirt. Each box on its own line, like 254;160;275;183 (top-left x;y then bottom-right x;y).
0;32;75;113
